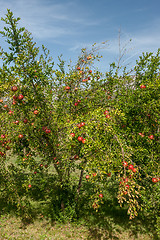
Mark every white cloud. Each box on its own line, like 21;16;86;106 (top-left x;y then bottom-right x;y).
133;34;160;52
97;20;160;67
0;0;159;72
0;0;103;40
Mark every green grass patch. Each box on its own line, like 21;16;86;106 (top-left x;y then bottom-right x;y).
0;214;156;240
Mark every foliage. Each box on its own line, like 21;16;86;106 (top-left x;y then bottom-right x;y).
0;9;159;236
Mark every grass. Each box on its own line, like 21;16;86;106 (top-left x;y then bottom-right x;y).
1;154;159;239
0;215;87;240
0;214;156;240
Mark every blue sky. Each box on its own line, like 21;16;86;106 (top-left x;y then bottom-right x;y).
0;0;160;73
